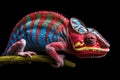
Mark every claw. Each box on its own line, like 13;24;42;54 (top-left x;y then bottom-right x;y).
17;51;36;58
51;54;65;68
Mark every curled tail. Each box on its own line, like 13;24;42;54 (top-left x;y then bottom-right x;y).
2;32;17;56
2;40;16;56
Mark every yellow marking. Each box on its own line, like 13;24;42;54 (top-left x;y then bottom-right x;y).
73;42;84;48
75;46;109;52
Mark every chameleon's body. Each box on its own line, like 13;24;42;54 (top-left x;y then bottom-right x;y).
3;11;69;55
2;11;110;68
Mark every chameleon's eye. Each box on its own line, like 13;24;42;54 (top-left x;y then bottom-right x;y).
70;17;88;34
88;28;110;47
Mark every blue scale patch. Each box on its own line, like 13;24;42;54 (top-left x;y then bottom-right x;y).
47;31;58;43
31;19;40;49
25;16;35;49
38;28;47;49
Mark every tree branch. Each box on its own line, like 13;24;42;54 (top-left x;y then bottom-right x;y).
0;55;76;68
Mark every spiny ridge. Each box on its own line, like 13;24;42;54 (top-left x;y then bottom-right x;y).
16;11;69;27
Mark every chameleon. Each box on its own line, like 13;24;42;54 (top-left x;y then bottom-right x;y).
2;11;110;68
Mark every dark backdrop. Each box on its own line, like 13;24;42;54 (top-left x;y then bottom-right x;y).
0;0;118;79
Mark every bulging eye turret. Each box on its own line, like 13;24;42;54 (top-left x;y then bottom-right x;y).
84;33;97;46
70;17;88;34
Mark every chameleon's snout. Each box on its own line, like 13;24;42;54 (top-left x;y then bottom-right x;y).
72;33;110;58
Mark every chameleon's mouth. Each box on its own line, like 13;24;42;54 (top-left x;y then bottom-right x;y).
75;47;110;58
74;46;110;52
73;42;110;52
73;42;110;58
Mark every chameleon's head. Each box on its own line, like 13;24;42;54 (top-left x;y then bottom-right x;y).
69;17;110;58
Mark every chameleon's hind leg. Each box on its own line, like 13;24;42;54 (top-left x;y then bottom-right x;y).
7;39;36;57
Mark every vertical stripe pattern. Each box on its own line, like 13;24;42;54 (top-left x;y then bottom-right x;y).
38;14;53;49
3;11;69;55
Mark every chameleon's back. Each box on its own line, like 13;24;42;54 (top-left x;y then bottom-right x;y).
3;11;69;55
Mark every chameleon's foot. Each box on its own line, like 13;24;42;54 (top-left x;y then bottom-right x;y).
17;51;36;58
51;54;65;68
7;39;36;57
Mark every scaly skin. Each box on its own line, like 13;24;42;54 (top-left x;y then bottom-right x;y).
2;11;110;68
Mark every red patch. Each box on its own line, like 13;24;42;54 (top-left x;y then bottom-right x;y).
45;16;59;43
29;14;36;39
76;50;107;58
21;17;27;32
36;13;47;47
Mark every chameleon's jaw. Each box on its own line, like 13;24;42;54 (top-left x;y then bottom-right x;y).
73;42;110;58
75;47;110;58
74;46;110;52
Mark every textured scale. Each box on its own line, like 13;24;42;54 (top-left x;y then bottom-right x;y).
2;11;110;68
3;11;69;55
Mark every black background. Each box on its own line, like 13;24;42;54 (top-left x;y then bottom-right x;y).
0;0;118;79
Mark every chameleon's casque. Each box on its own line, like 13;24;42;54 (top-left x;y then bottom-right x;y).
2;11;110;68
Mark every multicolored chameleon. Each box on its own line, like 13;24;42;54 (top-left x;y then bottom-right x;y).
2;11;110;68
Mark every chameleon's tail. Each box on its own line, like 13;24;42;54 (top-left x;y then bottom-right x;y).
2;42;10;56
1;38;12;56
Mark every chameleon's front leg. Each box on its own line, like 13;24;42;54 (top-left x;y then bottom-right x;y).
45;42;67;68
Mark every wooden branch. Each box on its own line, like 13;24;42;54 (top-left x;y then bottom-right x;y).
0;55;76;68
